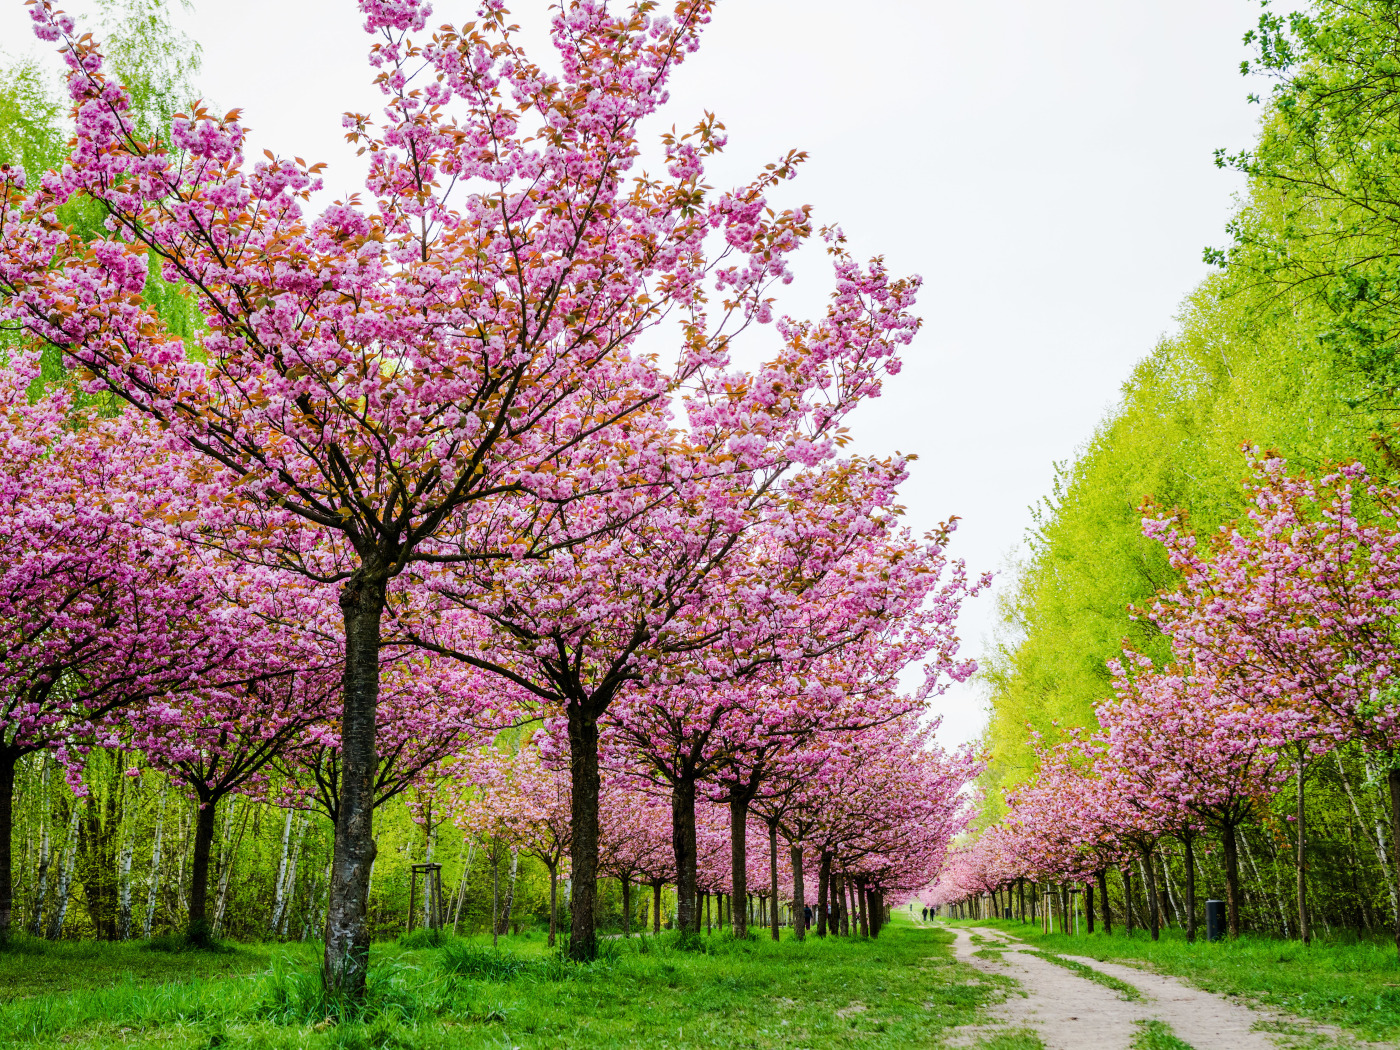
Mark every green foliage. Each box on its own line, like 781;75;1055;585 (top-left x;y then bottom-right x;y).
1218;0;1400;402
981;270;1388;806
95;0;202;144
0;0;203;398
436;941;532;981
0;57;64;178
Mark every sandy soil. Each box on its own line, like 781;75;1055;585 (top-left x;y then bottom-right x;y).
943;924;1392;1050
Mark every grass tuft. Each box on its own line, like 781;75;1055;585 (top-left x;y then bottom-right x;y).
1131;1018;1195;1049
972;1030;1046;1049
1022;949;1143;1000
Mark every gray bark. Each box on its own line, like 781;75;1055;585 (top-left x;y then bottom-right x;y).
143;781;168;939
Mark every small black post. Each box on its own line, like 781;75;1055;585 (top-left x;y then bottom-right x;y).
1206;899;1224;942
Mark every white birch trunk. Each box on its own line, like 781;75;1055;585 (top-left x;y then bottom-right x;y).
117;775;136;940
212;799;252;937
143;782;168;938
28;760;51;936
277;815;307;938
1363;754;1400;921
173;805;190;916
500;848;519;934
452;839;475;932
269;810;295;935
46;805;81;939
423;828;436;928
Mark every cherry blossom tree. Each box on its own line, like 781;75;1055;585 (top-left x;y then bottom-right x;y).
599;778;672;938
1;0;830;987
1102;655;1283;939
1144;457;1400;946
0;359;266;943
455;738;573;945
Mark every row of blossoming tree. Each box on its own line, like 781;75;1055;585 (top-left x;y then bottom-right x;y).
931;456;1400;958
0;0;985;994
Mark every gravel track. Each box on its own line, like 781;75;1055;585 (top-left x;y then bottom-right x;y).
943;924;1392;1050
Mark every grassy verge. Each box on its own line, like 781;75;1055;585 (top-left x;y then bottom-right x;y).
950;917;1400;1042
0;934;303;998
0;915;1006;1049
1020;949;1142;1001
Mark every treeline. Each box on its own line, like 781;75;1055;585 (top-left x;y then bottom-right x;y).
976;0;1400;941
0;0;977;984
4;753;599;944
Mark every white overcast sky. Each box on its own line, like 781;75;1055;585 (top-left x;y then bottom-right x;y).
3;0;1271;748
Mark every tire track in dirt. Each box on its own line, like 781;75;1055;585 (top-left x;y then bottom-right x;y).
945;925;1390;1050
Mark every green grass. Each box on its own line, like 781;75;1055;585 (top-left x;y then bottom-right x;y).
1021;949;1143;1001
1131;1019;1194;1049
970;1030;1045;1049
0;933;301;998
0;915;1008;1048
952;918;1400;1042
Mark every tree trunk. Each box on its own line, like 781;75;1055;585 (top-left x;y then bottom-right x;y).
47;804;80;940
670;776;698;934
566;705;601;961
279;818;307;938
855;880;869;937
1295;746;1310;945
324;574;385;997
729;797;749;939
834;868;848;935
1085;881;1094;934
187;795;219;943
767;819;780;942
1388;767;1400;961
621;876;632;937
116;775;134;941
1097;868;1111;936
0;752;15;943
1121;866;1134;935
548;863;558;947
1222;825;1243;939
652;881;662;934
213;799;251;938
136;779;163;939
491;839;500;948
29;759;51;938
1183;831;1197;943
1141;849;1160;941
791;842;805;941
816;850;831;937
500;849;518;934
269;810;296;936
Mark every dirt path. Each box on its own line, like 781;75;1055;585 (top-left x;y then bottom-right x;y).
943;924;1386;1049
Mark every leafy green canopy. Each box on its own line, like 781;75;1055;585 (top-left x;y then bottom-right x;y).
1216;0;1400;408
0;0;203;392
983;269;1388;808
981;1;1400;808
